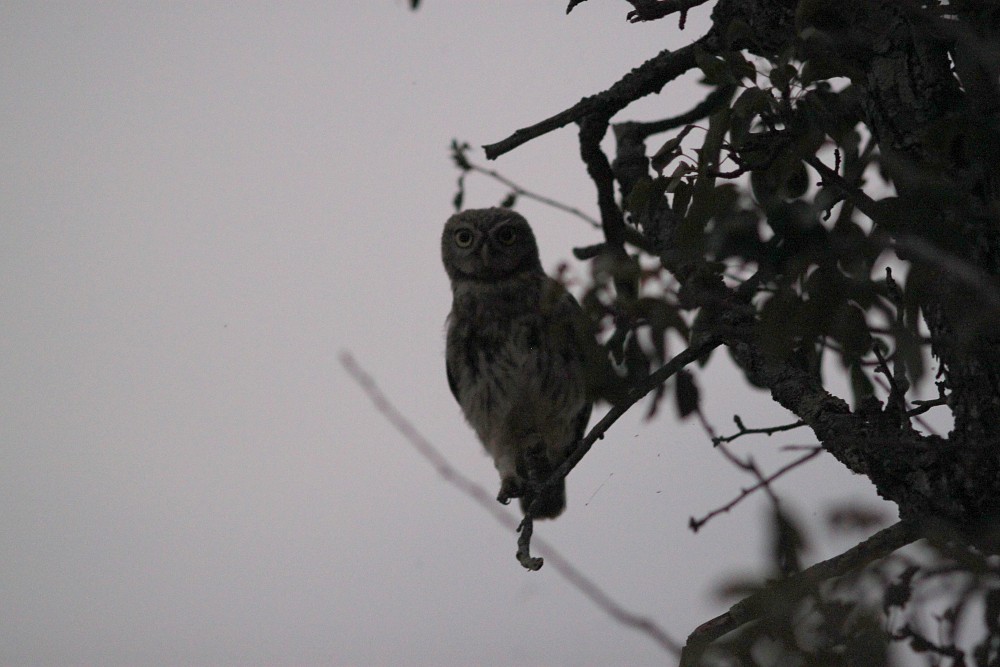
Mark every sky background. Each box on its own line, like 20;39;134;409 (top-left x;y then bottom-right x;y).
1;3;933;666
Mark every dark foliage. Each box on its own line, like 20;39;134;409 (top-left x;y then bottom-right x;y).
452;1;1000;664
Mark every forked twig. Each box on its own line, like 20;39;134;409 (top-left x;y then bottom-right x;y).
689;447;823;532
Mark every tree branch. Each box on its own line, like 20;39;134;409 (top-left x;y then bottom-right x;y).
462;154;602;229
483;40;705;160
679;520;918;666
711;414;806;446
614;83;736;141
525;335;723;520
689;447;822;532
340;352;682;654
579;114;628;254
626;0;713;24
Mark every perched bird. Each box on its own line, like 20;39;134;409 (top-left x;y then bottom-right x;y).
442;208;598;519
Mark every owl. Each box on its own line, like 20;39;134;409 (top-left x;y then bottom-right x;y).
442;208;597;519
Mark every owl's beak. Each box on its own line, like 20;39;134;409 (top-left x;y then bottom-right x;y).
479;244;493;268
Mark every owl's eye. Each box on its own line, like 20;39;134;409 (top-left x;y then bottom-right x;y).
495;225;517;245
454;228;474;248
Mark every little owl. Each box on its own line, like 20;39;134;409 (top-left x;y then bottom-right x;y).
442;208;598;519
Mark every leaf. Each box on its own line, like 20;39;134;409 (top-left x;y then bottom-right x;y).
730;86;771;145
757;288;805;359
769;63;797;91
699;107;731;179
650;124;695;174
671;180;693;217
675;369;700;418
453;173;466;211
826;503;889;532
721;50;757;83
449;139;472;171
694;45;735;86
771;509;806;576
882;566;919;613
645;382;667;420
849;362;875;408
674;183;739;262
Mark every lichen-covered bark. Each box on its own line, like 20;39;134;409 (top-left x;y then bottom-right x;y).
705;0;1000;539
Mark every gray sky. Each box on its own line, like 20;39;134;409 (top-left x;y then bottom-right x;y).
2;3;912;666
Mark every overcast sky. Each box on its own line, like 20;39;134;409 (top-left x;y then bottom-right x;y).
1;3;925;666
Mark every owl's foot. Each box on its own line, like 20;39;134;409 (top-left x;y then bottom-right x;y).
497;476;526;505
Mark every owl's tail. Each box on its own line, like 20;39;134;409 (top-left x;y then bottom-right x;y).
520;479;566;519
517;440;567;519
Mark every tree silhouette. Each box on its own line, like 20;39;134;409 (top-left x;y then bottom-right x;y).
439;1;1000;664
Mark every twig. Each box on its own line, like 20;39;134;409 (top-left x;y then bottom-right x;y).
688;447;822;532
712;415;807;446
872;342;910;418
340;352;682;654
525;336;723;525
870;373;939;436
483;40;704;160
907;396;947;418
614;84;737;141
679;521;918;666
464;160;601;229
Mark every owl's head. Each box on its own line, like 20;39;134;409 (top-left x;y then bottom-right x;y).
441;208;543;282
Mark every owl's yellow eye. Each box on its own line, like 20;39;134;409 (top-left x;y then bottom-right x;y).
454;228;474;248
495;225;517;245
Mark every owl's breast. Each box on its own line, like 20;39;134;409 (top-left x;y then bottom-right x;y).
446;310;587;442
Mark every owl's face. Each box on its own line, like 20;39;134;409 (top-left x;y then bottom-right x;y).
441;208;542;282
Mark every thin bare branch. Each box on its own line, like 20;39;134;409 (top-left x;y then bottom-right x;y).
712;415;807;446
464;160;601;229
689;447;822;533
872;342;910;418
907;396;947;418
340;352;682;655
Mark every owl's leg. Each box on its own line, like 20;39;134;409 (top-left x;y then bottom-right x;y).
493;451;525;505
497;476;526;505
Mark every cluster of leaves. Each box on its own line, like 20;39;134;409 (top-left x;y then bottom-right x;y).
625;35;933;413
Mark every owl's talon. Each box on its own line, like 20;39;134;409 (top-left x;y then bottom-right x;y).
498;477;525;505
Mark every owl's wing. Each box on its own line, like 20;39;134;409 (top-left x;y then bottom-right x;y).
446;361;460;403
542;277;622;404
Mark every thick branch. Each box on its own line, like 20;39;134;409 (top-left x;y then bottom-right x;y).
679;521;918;666
483;40;705;160
626;0;712;24
579;114;627;253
